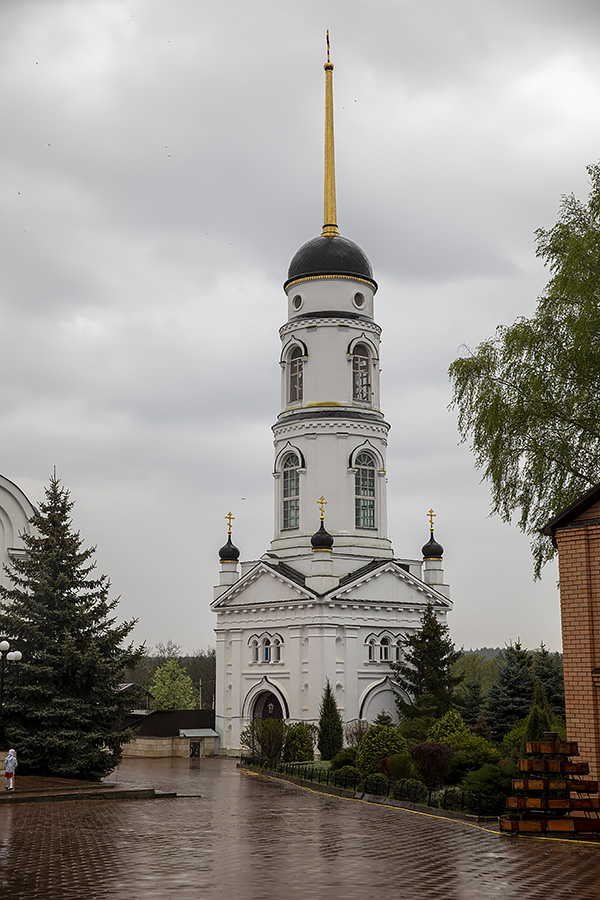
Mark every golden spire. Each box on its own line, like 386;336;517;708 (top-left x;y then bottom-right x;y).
322;31;339;238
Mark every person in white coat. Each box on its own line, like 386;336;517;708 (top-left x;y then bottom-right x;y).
3;749;18;790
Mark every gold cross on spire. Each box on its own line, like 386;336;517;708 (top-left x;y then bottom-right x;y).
225;512;235;535
318;496;327;520
427;508;436;532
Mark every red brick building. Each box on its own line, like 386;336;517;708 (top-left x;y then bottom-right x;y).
543;484;600;781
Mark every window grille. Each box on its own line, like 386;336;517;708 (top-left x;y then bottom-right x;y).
352;344;371;402
355;452;376;528
289;347;303;402
283;454;300;529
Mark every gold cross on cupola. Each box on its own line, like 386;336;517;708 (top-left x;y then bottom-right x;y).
225;512;235;535
427;508;436;531
318;496;327;520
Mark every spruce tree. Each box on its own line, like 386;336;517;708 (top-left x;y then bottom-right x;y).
317;679;343;760
520;681;554;755
457;679;485;726
0;475;144;779
485;643;533;740
390;603;463;721
531;643;565;716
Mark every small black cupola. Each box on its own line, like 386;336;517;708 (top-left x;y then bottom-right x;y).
219;512;240;562
422;508;443;559
311;495;334;552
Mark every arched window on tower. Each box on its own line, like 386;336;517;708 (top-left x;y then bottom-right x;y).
380;636;391;662
289;346;303;403
282;453;300;529
355;452;376;528
352;343;371;402
263;638;271;663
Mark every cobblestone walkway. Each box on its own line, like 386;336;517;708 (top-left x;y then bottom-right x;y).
1;758;600;899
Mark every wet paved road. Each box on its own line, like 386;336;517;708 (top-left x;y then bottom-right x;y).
1;757;600;899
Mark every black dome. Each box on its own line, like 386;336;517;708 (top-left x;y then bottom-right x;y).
311;520;334;551
422;532;444;559
285;234;376;288
219;535;240;562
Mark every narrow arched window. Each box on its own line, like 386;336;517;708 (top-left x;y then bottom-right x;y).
289;346;303;403
352;343;371;402
395;639;402;662
251;639;259;663
368;639;376;661
282;453;300;529
380;637;390;662
272;638;281;662
355;452;376;528
263;638;271;663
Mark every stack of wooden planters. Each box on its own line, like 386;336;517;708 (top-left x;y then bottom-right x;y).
499;731;600;836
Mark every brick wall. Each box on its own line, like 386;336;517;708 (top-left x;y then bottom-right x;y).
555;521;600;781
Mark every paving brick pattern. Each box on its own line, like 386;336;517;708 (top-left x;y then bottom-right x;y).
2;758;600;899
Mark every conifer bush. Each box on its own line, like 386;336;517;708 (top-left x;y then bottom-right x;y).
381;751;418;782
364;773;389;795
427;710;467;742
317;680;343;760
330;746;357;771
282;722;316;762
355;725;408;775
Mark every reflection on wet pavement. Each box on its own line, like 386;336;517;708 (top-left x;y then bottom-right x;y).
1;757;600;899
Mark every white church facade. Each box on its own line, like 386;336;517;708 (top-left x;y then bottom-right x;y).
212;43;453;754
0;475;36;591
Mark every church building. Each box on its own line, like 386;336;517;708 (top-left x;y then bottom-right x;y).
0;475;36;591
212;41;453;754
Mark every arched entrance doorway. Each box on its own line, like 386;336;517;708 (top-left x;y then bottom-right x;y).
253;691;284;720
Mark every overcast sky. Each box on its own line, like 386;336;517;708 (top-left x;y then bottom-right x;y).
2;0;600;654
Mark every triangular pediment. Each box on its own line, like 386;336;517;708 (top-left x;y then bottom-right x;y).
211;561;314;609
328;562;452;609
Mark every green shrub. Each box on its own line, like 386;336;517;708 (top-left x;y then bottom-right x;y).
409;742;454;788
364;773;389;795
381;751;418;782
335;765;361;786
355;726;408;775
391;779;427;802
373;710;395;727
330;746;358;771
443;731;500;785
240;718;289;764
500;718;528;759
462;761;515;797
397;716;433;746
427;710;467;742
282;722;316;762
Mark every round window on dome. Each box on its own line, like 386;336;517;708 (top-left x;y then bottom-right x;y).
291;294;303;311
353;292;366;309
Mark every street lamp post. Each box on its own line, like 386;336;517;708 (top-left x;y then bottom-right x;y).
0;640;22;748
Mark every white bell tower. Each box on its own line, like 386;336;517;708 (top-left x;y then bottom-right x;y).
270;34;393;564
211;36;453;754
